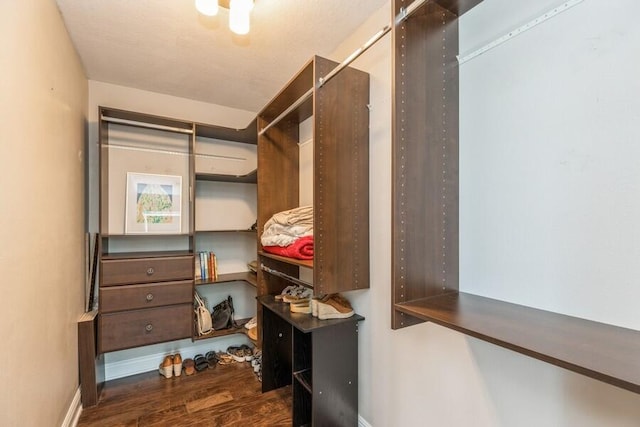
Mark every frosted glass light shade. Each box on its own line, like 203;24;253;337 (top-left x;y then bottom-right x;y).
195;0;219;16
229;0;253;35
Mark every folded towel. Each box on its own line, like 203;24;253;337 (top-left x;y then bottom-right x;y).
263;236;314;260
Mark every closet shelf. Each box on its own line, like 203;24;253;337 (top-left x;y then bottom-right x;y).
196;271;257;287
195;169;257;184
192;317;252;341
194;229;256;234
394;292;640;394
259;251;313;268
258;295;364;333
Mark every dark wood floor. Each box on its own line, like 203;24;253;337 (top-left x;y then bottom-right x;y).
78;362;292;426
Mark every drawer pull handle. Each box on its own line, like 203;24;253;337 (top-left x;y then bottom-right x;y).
146;267;155;276
145;324;153;332
146;293;154;302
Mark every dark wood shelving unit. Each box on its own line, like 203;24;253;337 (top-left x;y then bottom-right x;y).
257;55;370;299
259;295;363;427
195;271;257;287
194;229;255;234
391;0;640;395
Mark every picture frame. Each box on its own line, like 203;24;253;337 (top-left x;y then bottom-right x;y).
125;172;182;234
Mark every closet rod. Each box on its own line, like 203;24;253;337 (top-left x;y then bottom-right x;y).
258;88;313;136
102;116;194;135
261;264;313;288
317;24;391;88
258;0;426;135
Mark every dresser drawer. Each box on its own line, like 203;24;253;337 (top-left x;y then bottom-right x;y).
99;304;192;353
101;255;193;286
100;280;193;313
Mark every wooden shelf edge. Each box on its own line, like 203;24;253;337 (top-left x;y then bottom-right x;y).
195;271;257;287
195;169;257;184
258;251;313;268
192;317;252;341
394;292;640;394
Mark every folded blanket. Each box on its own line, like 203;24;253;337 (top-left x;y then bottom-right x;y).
261;205;314;247
261;223;313;246
263;236;314;260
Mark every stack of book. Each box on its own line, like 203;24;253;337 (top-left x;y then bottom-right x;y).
196;251;218;281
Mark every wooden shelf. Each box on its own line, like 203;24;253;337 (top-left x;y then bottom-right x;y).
101;250;193;260
395;292;640;394
258;251;313;269
258;295;363;333
192;317;252;341
195;169;257;184
196;271;257;287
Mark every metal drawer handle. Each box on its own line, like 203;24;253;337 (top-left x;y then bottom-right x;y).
145;324;153;332
146;293;154;302
146;267;155;276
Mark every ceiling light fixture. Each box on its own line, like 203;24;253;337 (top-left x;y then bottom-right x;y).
195;0;255;35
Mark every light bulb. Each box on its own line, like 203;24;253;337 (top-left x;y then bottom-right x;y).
195;0;219;16
229;0;253;35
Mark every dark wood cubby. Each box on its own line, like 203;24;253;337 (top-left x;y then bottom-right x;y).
391;0;640;394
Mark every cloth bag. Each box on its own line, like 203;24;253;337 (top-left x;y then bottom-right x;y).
194;292;213;335
212;295;237;330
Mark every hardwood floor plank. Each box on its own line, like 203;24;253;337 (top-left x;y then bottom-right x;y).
78;362;292;427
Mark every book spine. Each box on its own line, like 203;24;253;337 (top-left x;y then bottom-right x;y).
213;253;218;281
195;255;201;280
208;252;214;282
200;252;207;280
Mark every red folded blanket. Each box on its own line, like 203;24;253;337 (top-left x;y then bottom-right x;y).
263;236;313;260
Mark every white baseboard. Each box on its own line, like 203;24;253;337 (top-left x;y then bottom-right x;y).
61;387;82;427
105;335;248;381
359;415;373;427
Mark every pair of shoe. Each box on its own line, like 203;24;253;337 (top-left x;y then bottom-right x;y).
311;294;355;320
159;353;182;378
227;344;253;362
276;285;312;303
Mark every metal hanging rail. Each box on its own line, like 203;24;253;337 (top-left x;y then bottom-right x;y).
258;88;314;136
317;24;392;88
258;0;427;135
101;115;194;135
261;264;313;288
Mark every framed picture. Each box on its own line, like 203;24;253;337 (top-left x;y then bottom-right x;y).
125;172;182;234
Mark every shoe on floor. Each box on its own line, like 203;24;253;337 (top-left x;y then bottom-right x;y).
159;355;173;378
173;353;182;377
317;294;354;320
182;358;195;376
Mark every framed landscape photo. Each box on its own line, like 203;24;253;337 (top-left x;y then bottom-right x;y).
125;172;182;234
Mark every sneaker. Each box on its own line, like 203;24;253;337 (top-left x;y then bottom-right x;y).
317;294;354;320
228;346;245;362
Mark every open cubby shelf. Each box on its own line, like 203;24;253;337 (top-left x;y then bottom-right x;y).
391;0;640;395
195;169;257;184
395;292;640;394
195;271;257;287
192;317;252;341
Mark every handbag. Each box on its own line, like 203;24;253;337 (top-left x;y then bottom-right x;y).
211;295;237;330
194;292;213;336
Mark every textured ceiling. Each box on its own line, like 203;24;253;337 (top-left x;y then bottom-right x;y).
55;0;388;113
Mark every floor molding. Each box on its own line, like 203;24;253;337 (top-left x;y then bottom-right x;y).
105;336;246;381
61;387;82;427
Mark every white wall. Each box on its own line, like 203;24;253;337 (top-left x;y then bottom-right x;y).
0;0;87;425
331;1;640;426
